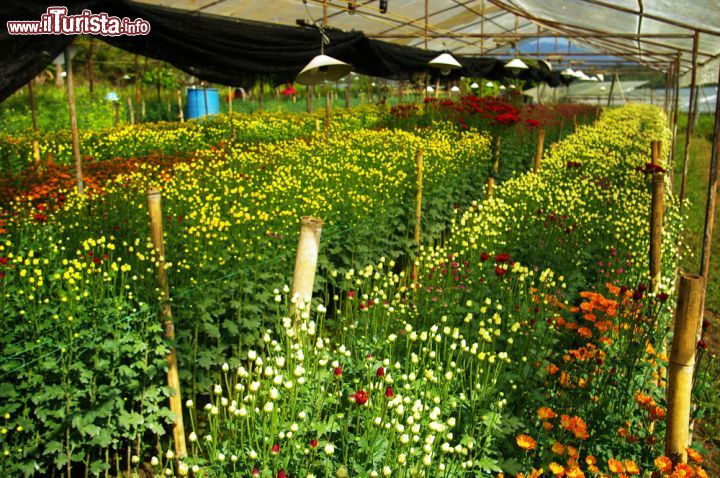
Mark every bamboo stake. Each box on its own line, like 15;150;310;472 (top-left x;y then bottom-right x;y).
27;80;41;168
64;47;83;195
176;90;184;123
127;96;135;125
146;188;187;460
650;170;665;294
534;127;545;172
228;87;233;115
307;85;314;113
485;177;495;198
492;135;501;174
290;217;323;320
699;66;720;285
345;79;351;109
325;85;331;137
665;272;704;464
412;150;424;282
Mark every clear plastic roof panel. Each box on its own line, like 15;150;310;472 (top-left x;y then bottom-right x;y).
130;0;720;82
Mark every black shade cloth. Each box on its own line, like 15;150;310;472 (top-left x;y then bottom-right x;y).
0;0;571;102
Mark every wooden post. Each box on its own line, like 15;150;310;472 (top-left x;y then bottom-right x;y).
607;73;616;107
228;86;233;115
534;127;545;172
64;47;83;195
412;150;424;282
127;96;135;125
345;78;351;109
325;85;331;136
485;177;495;198
699;65;720;284
650;169;665;294
176;90;184;122
146;188;187;460
307;85;314;113
202;82;209;117
27;80;41;167
114;102;120;126
680;32;700;205
290;217;323;319
665;273;705;465
670;54;681;183
258;81;264;111
492;135;501;175
88;38;95;94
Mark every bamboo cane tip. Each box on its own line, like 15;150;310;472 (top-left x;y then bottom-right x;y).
147;187;161;199
301;216;324;230
679;272;703;282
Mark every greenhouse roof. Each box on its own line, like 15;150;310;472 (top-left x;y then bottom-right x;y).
130;0;720;83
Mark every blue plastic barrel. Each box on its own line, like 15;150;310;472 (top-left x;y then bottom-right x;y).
186;87;220;119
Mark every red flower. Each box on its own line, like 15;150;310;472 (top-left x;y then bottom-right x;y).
278;471;287;478
353;390;369;405
272;443;280;454
0;257;7;265
310;439;318;448
334;367;342;377
480;252;490;262
656;293;669;302
385;386;393;398
525;118;541;127
376;367;385;377
347;291;355;299
252;469;260;476
33;213;47;223
494;253;510;263
495;266;507;277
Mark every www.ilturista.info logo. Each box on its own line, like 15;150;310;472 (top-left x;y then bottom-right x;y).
6;6;151;36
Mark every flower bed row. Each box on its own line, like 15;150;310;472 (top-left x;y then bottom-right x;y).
165;105;706;478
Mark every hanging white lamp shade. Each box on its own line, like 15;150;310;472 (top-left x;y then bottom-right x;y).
470;82;479;89
295;54;352;85
426;85;435;92
428;53;463;75
485;81;494;87
450;85;461;92
504;58;529;71
596;73;605;81
560;68;574;77
539;59;552;71
499;85;506;90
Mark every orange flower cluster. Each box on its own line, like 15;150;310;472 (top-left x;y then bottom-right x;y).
634;391;666;422
516;434;538;451
654;454;709;478
560;414;590;440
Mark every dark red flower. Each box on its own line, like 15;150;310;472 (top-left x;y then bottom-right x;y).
385;386;393;398
33;213;47;223
0;257;7;265
632;289;644;301
347;291;355;299
334;367;342;377
480;252;490;262
271;443;280;454
494;253;510;263
252;469;260;476
376;367;385;377
656;293;669;302
698;339;708;350
353;390;369;405
310;439;318;448
278;470;287;478
495;266;507;277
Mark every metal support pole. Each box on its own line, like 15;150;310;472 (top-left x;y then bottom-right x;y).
670;54;681;182
680;31;700;204
27;80;40;167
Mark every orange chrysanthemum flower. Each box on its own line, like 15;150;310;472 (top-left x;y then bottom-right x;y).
549;462;565;476
565;467;585;478
672;463;694;478
608;458;625;473
515;434;537;451
551;441;565;455
695;465;709;478
654;456;672;473
538;406;557;420
624;459;640;475
686;447;703;463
